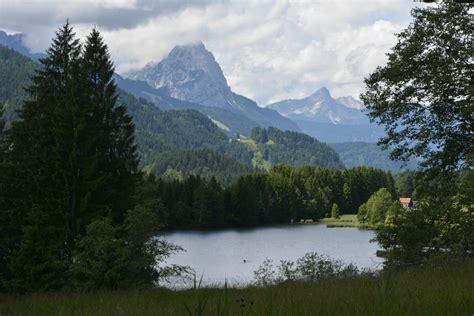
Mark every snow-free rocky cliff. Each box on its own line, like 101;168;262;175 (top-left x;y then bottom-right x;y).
126;42;300;132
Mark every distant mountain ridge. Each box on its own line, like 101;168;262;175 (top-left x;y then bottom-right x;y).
266;87;385;142
0;30;46;60
126;42;300;134
266;87;368;125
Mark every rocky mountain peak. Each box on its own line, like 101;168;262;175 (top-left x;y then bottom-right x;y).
126;41;231;105
266;87;369;125
309;86;331;99
124;41;300;132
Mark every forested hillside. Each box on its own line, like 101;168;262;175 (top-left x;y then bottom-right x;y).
248;127;344;170
115;74;259;136
144;148;254;185
330;142;419;172
0;45;37;124
118;92;234;162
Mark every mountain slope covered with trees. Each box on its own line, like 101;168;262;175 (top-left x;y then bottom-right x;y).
144;148;254;185
0;45;37;124
330;142;418;172
248;127;344;170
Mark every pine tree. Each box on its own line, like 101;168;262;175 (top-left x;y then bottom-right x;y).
0;24;140;291
82;28;139;224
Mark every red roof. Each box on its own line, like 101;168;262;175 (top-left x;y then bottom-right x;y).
399;198;411;204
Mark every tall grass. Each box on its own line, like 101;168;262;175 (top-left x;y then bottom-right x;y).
1;260;473;315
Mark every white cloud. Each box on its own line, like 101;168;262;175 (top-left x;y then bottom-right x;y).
0;0;427;104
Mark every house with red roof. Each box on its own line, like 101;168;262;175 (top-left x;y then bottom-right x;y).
399;197;413;208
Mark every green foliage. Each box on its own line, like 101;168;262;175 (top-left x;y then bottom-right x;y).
0;24;169;293
146;149;254;186
143;165;395;229
249;127;344;169
376;172;474;265
1;260;473;315
394;171;417;198
251;127;268;143
360;1;473;267
254;252;359;286
361;2;472;172
359;188;395;225
71;205;187;290
357;204;368;224
70;217;130;290
331;203;340;219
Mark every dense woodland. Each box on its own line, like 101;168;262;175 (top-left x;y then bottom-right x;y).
0;25;162;292
144;148;254;186
140;165;395;230
250;127;344;169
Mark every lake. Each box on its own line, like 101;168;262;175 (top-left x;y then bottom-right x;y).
162;223;384;287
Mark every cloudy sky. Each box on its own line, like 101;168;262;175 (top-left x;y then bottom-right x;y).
0;0;428;105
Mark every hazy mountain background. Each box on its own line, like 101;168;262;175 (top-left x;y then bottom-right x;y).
266;87;385;142
0;30;46;60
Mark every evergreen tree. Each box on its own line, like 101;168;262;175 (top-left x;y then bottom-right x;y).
0;24;140;291
331;203;340;219
2;22;82;291
82;28;139;224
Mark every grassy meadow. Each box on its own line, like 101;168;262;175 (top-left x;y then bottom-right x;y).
319;214;374;228
1;259;472;316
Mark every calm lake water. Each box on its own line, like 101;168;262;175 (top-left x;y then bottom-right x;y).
162;224;383;287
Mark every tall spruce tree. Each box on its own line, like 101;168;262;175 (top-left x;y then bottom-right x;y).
0;24;140;291
82;29;139;225
2;22;82;291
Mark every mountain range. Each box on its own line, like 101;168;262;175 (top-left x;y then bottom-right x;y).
265;87;385;142
125;42;300;135
0;42;347;181
267;87;368;125
120;41;386;142
0;30;416;173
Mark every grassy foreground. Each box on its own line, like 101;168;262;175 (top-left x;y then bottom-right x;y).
1;260;473;316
